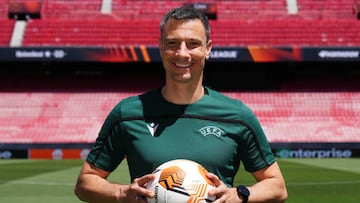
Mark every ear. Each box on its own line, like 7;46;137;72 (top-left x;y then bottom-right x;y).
205;40;212;60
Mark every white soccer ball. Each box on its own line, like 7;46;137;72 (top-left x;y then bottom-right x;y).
146;159;216;203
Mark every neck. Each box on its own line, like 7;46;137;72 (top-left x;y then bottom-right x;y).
161;84;204;105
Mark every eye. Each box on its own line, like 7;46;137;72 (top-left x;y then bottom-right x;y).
186;39;202;49
166;40;178;48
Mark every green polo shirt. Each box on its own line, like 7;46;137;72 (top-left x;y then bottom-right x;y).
87;87;275;186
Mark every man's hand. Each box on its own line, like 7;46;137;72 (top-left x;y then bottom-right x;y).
206;172;241;203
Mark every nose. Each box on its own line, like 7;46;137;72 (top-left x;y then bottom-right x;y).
176;42;190;58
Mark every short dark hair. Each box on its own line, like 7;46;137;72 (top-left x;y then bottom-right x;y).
160;6;210;42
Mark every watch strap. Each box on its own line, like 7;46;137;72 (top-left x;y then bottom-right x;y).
237;185;250;203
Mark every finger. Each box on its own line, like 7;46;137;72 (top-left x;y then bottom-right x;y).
133;174;156;198
135;174;156;186
206;172;221;186
206;172;229;199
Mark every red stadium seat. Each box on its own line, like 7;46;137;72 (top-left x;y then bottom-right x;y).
16;0;360;47
1;0;360;146
0;19;15;46
1;90;359;143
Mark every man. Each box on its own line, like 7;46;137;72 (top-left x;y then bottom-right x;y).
74;6;288;203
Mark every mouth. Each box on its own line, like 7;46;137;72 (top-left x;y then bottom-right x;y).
175;63;191;68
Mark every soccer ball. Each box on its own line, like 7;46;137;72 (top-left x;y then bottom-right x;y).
146;159;216;203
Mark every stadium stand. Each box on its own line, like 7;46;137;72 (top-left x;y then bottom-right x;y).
22;19;159;46
0;0;359;147
0;0;7;19
210;19;360;46
0;19;15;46
41;0;106;19
1;88;359;143
0;62;359;144
0;92;119;143
1;0;356;47
21;18;360;47
296;0;357;19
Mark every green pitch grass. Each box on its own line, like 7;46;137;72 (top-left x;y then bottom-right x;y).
0;158;359;203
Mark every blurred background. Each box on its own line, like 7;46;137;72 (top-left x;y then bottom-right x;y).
0;0;359;160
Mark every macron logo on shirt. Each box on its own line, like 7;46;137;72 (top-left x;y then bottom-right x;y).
198;126;225;137
147;123;159;136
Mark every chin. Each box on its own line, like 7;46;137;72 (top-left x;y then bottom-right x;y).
173;75;192;82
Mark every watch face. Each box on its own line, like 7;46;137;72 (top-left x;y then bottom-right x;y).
238;185;250;196
237;185;250;203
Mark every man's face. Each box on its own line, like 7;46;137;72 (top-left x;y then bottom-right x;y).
159;18;212;84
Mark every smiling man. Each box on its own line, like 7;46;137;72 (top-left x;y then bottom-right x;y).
74;6;288;203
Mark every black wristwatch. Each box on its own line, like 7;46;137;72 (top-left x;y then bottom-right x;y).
237;185;250;203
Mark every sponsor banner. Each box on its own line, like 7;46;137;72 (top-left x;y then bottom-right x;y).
210;46;360;62
0;46;359;62
0;46;156;62
273;148;360;158
301;47;360;61
1;146;360;159
29;148;90;160
0;149;28;159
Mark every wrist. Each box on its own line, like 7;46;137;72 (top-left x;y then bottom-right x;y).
236;185;250;203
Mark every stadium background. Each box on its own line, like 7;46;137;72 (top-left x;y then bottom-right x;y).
0;0;359;160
